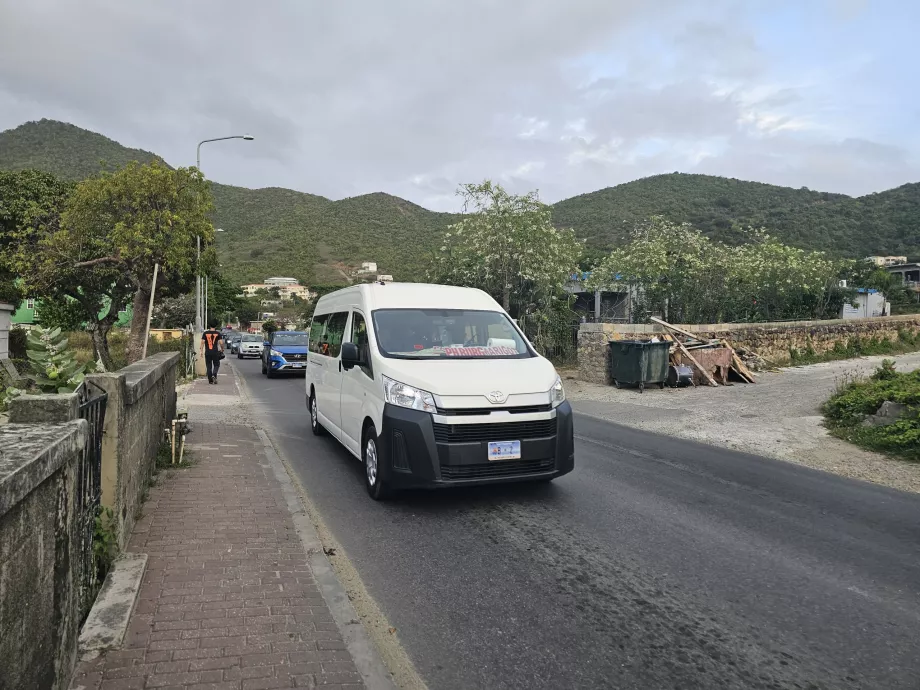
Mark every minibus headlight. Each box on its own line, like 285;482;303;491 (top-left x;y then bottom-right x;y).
383;376;437;413
550;376;565;406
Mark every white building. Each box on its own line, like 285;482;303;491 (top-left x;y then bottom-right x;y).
241;279;313;302
357;262;378;274
865;256;908;267
841;289;888;319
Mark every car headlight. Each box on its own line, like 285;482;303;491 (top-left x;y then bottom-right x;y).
270;349;283;358
550;375;565;406
383;376;436;413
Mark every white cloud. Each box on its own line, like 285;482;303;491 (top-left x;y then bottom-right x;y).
0;0;914;208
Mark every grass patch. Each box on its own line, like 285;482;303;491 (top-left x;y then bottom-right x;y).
822;360;920;461
156;439;195;470
789;328;920;366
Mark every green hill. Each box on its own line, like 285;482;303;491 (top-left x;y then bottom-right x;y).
0;119;163;178
553;173;920;258
0;120;455;285
2;120;918;284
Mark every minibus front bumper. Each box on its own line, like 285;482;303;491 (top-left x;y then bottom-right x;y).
376;401;575;489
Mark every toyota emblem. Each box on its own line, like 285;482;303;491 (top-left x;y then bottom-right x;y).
487;391;506;404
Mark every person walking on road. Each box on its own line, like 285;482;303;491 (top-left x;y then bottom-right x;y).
201;319;225;384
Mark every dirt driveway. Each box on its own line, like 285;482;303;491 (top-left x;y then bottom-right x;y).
565;351;920;494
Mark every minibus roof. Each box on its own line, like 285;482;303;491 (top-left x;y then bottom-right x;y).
314;282;504;314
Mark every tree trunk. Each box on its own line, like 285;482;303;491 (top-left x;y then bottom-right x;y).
126;288;152;363
88;322;115;371
502;283;511;313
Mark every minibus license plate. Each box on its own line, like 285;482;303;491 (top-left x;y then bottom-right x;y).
488;441;521;461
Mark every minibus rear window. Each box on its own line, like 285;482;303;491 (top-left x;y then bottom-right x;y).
372;309;533;359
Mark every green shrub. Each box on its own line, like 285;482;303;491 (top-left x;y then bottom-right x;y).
823;362;920;461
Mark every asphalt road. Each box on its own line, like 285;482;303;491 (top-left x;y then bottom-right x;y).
231;358;920;690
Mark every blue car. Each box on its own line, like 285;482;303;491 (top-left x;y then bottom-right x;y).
261;330;310;378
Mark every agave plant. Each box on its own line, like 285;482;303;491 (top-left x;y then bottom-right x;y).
3;327;91;405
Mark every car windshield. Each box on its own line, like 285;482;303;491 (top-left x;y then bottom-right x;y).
372;309;532;359
273;333;309;346
241;334;261;342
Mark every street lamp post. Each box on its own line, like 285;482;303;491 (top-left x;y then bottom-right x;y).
195;135;253;334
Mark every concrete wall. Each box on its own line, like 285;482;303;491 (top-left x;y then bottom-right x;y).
578;315;920;384
87;352;178;549
0;420;88;690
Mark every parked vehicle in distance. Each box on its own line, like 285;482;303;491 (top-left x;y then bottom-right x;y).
228;333;243;354
305;282;574;500
237;333;263;359
262;330;309;377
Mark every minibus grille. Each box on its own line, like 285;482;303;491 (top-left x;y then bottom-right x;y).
432;419;557;444
440;458;555;480
436;404;552;416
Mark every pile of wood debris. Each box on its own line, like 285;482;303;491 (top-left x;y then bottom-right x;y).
649;317;760;387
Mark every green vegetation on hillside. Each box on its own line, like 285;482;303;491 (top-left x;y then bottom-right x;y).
2;120;918;285
553;173;920;259
0;119;162;179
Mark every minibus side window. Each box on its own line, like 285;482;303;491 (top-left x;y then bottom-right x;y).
324;312;349;358
348;312;372;379
309;314;328;354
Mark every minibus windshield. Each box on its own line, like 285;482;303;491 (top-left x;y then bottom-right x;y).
372;309;533;359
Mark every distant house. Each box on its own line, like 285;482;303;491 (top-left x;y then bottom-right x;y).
357;262;378;274
564;271;633;322
241;278;313;302
841;288;888;319
866;255;908;267
886;262;920;292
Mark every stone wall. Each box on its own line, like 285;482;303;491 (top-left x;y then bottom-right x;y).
578;315;920;384
0;420;88;690
88;352;178;549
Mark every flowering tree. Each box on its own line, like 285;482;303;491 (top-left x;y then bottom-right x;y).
427;181;582;318
590;217;851;323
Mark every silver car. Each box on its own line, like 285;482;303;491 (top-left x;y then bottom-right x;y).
237;333;264;359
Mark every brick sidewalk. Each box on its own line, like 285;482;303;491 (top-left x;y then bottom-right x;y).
71;370;365;689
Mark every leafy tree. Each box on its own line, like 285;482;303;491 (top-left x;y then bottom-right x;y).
154;293;196;329
204;273;244;325
0;169;72;304
261;319;278;334
234;297;260;327
590;218;852;323
53;161;213;363
428;181;582;316
0;169;134;368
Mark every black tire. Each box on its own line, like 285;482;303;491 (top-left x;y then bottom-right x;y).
266;366;276;379
363;427;389;500
309;392;326;436
261;358;267;375
237;353;242;359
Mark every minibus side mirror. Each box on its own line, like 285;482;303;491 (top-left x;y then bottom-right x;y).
341;342;362;370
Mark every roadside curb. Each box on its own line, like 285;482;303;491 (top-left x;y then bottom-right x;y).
255;427;398;690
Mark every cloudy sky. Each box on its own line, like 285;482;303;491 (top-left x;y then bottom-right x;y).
0;0;916;210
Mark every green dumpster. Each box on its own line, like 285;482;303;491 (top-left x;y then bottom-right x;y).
607;340;671;393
